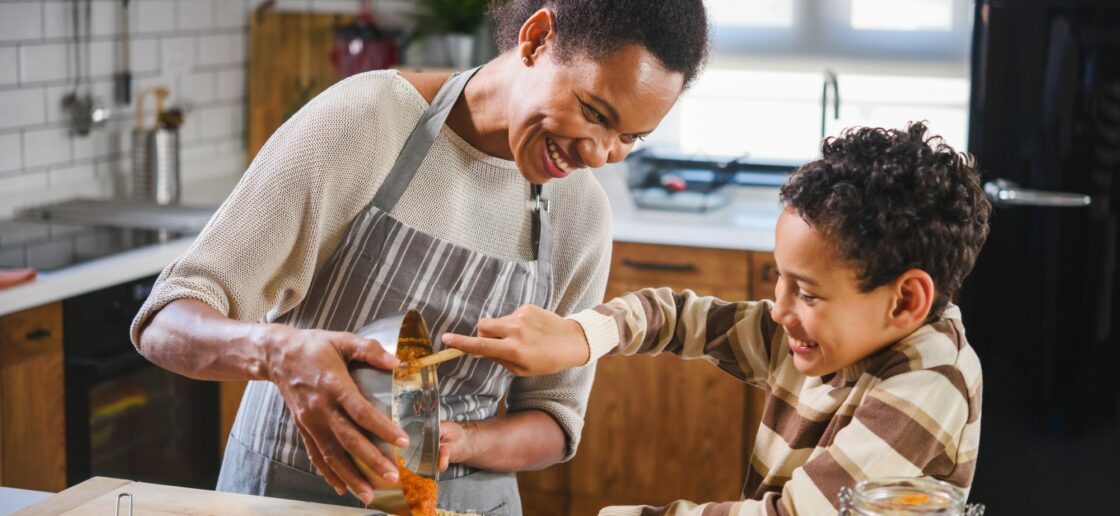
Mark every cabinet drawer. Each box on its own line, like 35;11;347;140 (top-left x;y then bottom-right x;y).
750;252;778;301
610;242;749;292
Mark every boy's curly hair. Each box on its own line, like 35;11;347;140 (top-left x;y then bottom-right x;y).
779;122;992;319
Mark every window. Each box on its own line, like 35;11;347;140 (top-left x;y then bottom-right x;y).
641;1;974;162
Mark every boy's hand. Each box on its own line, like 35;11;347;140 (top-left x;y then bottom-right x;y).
441;305;590;376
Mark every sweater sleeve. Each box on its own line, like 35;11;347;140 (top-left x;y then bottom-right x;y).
594;365;974;515
129;74;409;345
567;287;782;386
504;177;613;461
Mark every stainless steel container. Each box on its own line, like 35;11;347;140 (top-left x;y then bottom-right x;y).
349;309;440;513
130;127;180;205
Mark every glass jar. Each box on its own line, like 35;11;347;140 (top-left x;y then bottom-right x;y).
838;477;985;515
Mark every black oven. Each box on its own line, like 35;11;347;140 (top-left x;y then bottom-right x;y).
63;275;219;488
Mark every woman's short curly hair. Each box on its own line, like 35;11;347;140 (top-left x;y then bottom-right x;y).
779;122;992;319
490;0;709;88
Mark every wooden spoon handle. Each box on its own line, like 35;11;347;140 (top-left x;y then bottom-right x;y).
400;348;465;370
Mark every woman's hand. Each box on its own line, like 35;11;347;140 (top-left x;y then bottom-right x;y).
440;305;590;376
437;420;479;472
262;324;410;505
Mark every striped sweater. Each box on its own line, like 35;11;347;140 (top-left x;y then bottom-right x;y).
569;288;983;516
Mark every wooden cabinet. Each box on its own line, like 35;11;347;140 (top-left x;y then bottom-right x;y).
0;302;67;492
519;243;775;514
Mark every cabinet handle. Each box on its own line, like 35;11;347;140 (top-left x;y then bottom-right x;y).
621;258;697;273
25;328;52;341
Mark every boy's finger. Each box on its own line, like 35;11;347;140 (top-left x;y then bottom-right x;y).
442;333;514;359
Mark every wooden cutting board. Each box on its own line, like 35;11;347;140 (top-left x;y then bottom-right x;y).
14;477;376;515
247;8;355;164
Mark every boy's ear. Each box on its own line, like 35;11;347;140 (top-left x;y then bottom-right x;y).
890;269;935;328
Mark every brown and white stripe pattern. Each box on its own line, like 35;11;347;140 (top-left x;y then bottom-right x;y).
230;206;557;480
573;288;982;516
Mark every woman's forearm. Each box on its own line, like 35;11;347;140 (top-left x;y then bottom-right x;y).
136;298;275;382
459;410;567;472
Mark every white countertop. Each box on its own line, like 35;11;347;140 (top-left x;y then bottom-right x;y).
593;165;781;251
0;486;52;515
0;166;781;317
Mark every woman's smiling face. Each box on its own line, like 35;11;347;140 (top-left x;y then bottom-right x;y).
505;13;684;183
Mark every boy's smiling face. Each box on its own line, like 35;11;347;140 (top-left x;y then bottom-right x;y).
770;208;910;377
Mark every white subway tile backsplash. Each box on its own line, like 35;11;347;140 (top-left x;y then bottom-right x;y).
130;36;160;73
2;0;278;216
197;34;245;66
73;125;124;161
177;0;214;31
0;89;47;130
134;0;177;35
0;3;44;43
216;68;244;100
0;133;22;174
42;1;70;40
23;126;72;169
0;171;49;198
48;162;97;186
160;36;196;73
88;40;116;78
19;43;70;84
214;0;249;30
0;48;17;87
181;70;217;103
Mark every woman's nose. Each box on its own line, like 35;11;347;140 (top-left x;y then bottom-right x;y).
579;132;618;169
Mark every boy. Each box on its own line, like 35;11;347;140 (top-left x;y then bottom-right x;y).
442;123;991;514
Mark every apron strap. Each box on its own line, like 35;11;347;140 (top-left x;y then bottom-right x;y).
370;66;553;266
370;67;482;213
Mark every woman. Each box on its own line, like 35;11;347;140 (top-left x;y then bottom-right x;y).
130;0;708;513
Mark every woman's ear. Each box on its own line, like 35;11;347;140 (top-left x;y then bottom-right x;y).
517;8;556;62
890;269;936;329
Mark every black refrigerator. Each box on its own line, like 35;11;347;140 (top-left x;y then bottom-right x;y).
962;0;1120;513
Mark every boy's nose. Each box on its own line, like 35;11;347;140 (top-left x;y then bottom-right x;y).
770;283;796;327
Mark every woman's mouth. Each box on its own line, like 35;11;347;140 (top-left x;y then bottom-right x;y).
542;137;578;179
788;333;819;355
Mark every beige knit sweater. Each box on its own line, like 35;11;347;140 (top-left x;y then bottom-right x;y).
130;70;613;456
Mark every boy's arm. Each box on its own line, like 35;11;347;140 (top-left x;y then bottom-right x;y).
596;368;977;515
569;287;781;384
441;288;782;381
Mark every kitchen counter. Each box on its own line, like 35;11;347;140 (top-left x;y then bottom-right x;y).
0;486;52;515
0;175;241;317
0;166;782;317
13;477;375;515
593;165;781;251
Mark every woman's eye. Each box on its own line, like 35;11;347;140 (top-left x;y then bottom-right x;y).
581;102;608;125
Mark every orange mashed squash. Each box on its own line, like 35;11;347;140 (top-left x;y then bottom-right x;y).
396;455;438;516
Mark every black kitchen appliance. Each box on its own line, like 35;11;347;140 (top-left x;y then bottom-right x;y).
962;0;1119;513
626;149;796;212
63;275;220;489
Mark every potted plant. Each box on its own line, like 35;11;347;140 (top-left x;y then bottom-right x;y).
408;0;493;69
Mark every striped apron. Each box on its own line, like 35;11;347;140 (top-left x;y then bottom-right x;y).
215;67;551;515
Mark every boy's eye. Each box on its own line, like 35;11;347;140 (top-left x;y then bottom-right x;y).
798;293;818;303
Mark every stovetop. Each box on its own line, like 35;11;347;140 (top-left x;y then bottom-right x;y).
0;220;188;272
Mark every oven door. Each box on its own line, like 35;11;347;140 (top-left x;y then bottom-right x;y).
65;348;220;488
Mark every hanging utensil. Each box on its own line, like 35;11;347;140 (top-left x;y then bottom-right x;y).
115;0;131;105
63;0;111;136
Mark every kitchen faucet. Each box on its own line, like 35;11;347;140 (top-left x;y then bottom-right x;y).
821;69;840;141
